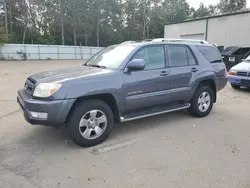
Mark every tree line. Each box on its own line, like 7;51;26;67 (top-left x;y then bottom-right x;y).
0;0;247;47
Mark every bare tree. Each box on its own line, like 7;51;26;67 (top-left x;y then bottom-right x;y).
3;0;8;41
73;1;77;46
22;0;28;44
8;0;13;34
60;0;65;45
27;0;37;42
141;0;152;39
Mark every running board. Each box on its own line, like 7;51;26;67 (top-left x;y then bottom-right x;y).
120;103;190;122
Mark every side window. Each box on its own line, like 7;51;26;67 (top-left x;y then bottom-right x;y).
133;49;145;59
132;46;165;70
169;45;188;67
196;45;222;63
186;47;197;65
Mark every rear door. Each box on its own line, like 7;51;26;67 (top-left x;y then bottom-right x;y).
123;45;171;111
167;44;199;102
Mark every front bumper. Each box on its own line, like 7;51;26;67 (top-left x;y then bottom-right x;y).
17;89;75;126
228;75;250;87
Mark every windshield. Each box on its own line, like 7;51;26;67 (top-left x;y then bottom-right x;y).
245;55;250;62
86;45;136;69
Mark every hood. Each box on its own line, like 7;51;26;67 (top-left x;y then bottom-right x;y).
232;61;250;72
30;66;113;83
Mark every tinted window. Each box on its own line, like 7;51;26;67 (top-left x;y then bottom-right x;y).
187;47;197;65
196;45;222;63
169;45;188;67
132;46;165;70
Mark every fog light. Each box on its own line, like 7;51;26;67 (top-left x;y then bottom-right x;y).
30;111;39;118
30;111;48;119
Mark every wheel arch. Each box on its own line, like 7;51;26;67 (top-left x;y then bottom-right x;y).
196;79;217;103
66;93;120;124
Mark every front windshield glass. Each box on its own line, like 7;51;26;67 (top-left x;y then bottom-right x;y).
245;55;250;62
86;45;136;69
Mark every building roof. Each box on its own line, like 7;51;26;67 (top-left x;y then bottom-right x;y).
165;9;250;25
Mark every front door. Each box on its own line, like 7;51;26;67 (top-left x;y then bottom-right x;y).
123;45;171;111
167;44;199;102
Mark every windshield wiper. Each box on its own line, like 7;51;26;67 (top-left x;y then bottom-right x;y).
85;64;107;69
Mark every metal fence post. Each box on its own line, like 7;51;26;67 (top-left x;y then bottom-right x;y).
80;43;83;60
38;45;40;60
24;44;27;60
57;46;60;60
75;46;77;60
0;44;2;59
90;47;92;59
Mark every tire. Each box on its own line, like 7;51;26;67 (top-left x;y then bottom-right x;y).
188;86;214;117
231;84;241;90
67;99;114;147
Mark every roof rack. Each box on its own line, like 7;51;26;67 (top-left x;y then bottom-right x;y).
141;39;154;42
121;41;137;44
151;38;209;44
121;39;154;44
120;38;210;45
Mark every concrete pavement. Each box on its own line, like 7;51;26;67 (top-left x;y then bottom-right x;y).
1;60;250;188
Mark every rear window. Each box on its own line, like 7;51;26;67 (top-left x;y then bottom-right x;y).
196;45;222;63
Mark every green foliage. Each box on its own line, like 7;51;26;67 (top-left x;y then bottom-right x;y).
0;27;7;46
0;0;247;47
192;3;217;18
218;0;247;13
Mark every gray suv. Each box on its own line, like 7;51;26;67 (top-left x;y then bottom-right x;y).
17;39;227;147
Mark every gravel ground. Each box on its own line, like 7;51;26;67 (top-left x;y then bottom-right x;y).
0;60;250;188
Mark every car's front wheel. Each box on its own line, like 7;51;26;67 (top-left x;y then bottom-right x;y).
231;84;241;90
68;99;114;147
188;86;214;117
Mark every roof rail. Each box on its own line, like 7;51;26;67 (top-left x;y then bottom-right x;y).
121;41;136;44
141;39;154;42
121;39;153;44
120;38;209;45
151;38;209;44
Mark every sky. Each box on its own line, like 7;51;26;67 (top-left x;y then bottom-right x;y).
187;0;250;9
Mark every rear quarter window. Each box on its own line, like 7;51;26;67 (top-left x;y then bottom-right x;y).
196;45;222;63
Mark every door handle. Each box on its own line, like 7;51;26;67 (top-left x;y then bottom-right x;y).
160;71;169;76
191;67;198;72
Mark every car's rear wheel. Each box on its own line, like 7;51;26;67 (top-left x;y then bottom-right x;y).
68;99;114;147
231;84;241;90
188;86;214;117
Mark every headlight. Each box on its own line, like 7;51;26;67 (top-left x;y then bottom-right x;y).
33;83;62;98
228;70;237;76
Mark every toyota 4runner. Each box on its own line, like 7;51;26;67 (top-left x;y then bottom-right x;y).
17;38;227;147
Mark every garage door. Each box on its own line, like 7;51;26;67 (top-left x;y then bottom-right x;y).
181;34;205;40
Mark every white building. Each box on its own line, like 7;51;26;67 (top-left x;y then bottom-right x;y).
164;10;250;47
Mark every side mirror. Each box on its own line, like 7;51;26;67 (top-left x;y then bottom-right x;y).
127;59;145;71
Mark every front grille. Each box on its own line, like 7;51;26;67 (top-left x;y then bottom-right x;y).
237;71;249;77
25;77;36;96
241;79;250;86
